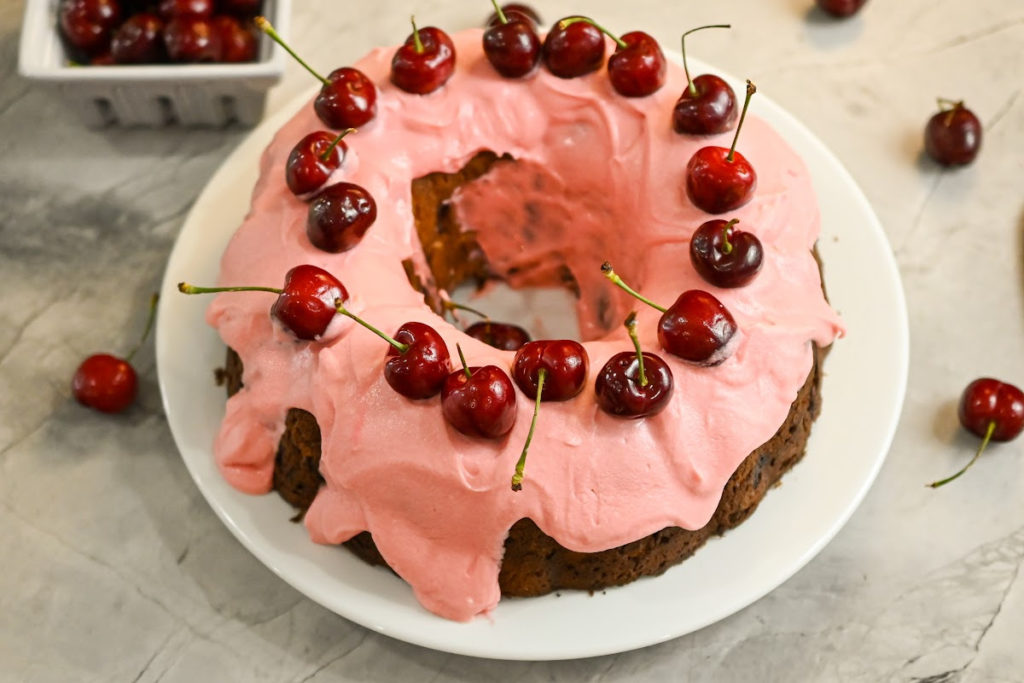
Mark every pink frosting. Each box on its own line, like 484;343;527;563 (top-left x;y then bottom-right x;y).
205;29;844;621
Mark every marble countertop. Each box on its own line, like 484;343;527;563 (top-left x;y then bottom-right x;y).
2;0;1023;680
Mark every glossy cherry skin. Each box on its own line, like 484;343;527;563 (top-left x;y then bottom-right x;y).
213;15;257;63
59;0;122;56
483;16;541;78
157;0;213;19
72;354;138;413
658;290;737;365
686;147;757;214
384;322;452;399
315;68;378;129
442;366;517;438
512;340;589;400
306;183;377;253
269;265;348;341
959;378;1024;442
164;16;221;62
464;321;531;351
673;75;737;135
925;104;982;166
608;31;666;97
486;3;541;28
285;131;346;196
111;13;166;63
816;0;867;17
391;26;456;95
689;219;764;288
542;18;605;78
595;351;673;418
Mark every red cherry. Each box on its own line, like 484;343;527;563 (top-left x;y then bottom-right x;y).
464;321;531;351
157;0;213;19
220;0;260;16
607;31;666;97
815;0;867;17
928;378;1024;488
512;340;589;400
925;100;982;167
391;18;456;95
306;182;377;253
686;80;758;214
111;13;166;64
72;354;138;413
383;322;452;399
594;313;673;418
178;265;347;341
672;25;736;135
483;3;541;78
91;52;116;64
59;0;122;57
212;15;256;63
689;218;764;288
442;347;517;438
485;3;541;28
164;16;222;62
255;18;378;129
285;129;353;196
542;16;605;78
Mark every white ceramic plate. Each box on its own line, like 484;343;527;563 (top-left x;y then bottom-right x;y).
156;60;908;660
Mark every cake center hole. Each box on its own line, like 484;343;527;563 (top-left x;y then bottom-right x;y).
449;281;581;341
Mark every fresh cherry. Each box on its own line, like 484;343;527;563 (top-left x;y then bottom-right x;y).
560;18;665;97
483;0;541;78
595;312;674;418
285;128;354;196
542;16;605;79
686;80;758;214
485;3;541;28
164;16;221;62
925;99;982;167
157;0;212;19
111;13;166;64
306;182;377;253
512;340;589;401
213;15;257;63
71;293;158;414
442;345;517;439
928;378;1024;488
689;218;763;288
391;17;456;95
178;265;347;341
464;321;531;351
815;0;867;17
672;25;737;135
603;262;738;365
331;301;452;400
256;18;378;129
59;0;123;57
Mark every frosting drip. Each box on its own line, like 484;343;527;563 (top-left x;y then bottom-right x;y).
205;29;844;621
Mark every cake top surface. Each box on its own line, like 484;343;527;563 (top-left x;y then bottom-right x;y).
206;27;844;621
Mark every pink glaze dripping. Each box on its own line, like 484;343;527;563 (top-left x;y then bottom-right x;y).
204;29;844;621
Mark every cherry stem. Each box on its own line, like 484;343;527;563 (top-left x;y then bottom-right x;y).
442;298;490;320
125;293;159;362
333;299;410;353
721;218;739;255
511;367;545;492
490;0;508;25
625;312;648;387
727;80;756;163
178;282;282;296
558;16;628;49
600;262;666;313
456;343;472;379
410;15;424;54
320;128;356;162
681;24;730;97
255;17;330;86
928;421;996;489
936;97;963;112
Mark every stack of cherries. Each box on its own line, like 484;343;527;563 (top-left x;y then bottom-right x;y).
59;0;262;64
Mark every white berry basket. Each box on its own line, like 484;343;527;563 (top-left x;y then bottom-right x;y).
17;0;289;127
